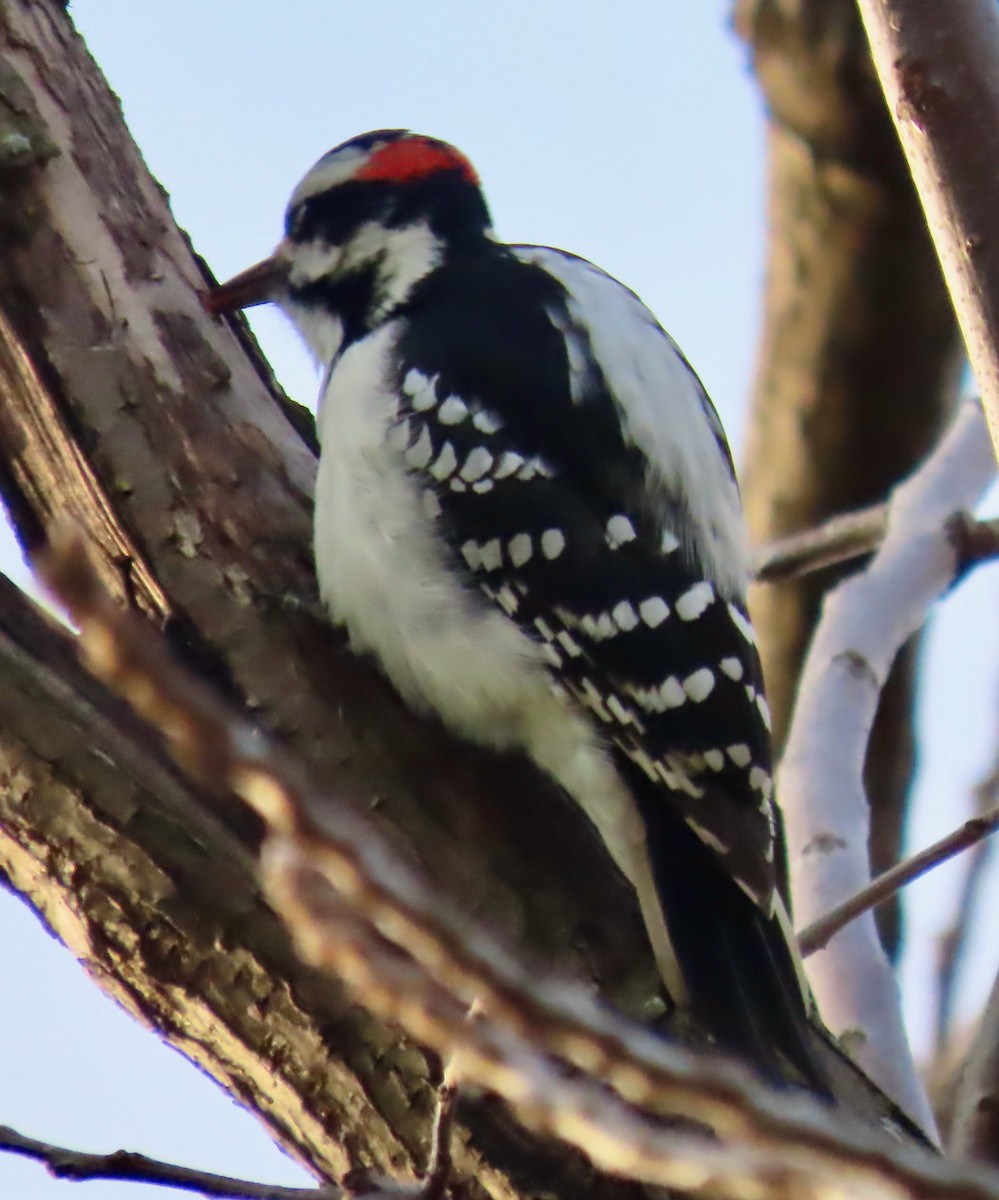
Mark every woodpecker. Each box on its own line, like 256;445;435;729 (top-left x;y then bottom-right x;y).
205;129;828;1092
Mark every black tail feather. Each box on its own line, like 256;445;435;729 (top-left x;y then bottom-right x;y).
625;765;832;1097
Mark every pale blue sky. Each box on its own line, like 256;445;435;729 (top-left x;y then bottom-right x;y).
1;4;997;1196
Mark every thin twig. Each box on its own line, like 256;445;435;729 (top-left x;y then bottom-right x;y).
0;1124;334;1200
751;504;887;582
750;506;999;584
798;804;999;957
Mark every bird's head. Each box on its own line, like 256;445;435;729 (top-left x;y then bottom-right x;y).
204;130;491;362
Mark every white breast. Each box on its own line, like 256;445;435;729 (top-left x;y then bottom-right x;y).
314;324;549;744
312;321;685;1002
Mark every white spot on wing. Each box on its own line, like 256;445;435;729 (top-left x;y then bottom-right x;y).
496;585;520;615
460;447;493;481
659;677;686;708
556;630;583;657
479;539;502;572
756;693;772;731
429;442;458;480
704;749;725;772
727;602;756;645
661;529;681;554
720;656;744;681
403;369;437;411
606;693;635;726
683;668;715;702
541;529;566;560
676;582;715;621
472;408;503;435
461;541;480;570
472;479;494;493
494;451;524;479
612;600;639;632
749;765;773;800
727;743;752;768
438;396;468;425
508;533;533;568
579;678;612;723
606;515;637;548
639;596;669;628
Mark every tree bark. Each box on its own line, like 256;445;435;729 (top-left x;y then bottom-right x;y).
735;0;964;958
0;1;927;1189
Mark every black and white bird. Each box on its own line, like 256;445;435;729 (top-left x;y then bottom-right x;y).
206;129;828;1091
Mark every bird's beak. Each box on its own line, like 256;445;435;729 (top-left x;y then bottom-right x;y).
202;253;288;316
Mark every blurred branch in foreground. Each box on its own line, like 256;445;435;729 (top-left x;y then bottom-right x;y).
30;520;999;1200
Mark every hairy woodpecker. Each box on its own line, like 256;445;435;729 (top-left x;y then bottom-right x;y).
205;129;828;1092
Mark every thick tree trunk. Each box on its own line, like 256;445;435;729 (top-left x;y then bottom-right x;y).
0;1;925;1188
735;0;963;958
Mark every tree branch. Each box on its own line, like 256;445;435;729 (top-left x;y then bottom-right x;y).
779;399;996;1133
798;803;999;956
0;1126;333;1200
751;503;887;582
752;506;999;584
856;0;999;459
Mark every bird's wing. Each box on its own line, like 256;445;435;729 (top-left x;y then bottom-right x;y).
392;243;777;910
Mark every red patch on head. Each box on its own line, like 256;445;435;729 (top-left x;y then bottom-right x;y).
357;138;479;186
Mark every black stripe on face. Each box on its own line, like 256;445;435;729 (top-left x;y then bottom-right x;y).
287;180;390;244
290;264;380;347
287;175;491;250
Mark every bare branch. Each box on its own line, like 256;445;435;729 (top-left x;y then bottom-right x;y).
0;1124;333;1200
35;529;999;1200
856;0;999;459
751;506;999;584
799;804;999;956
752;504;888;582
779;399;996;1132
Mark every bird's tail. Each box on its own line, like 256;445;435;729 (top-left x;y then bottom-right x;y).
625;767;832;1097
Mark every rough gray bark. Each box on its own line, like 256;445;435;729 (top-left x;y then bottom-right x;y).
734;0;964;958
